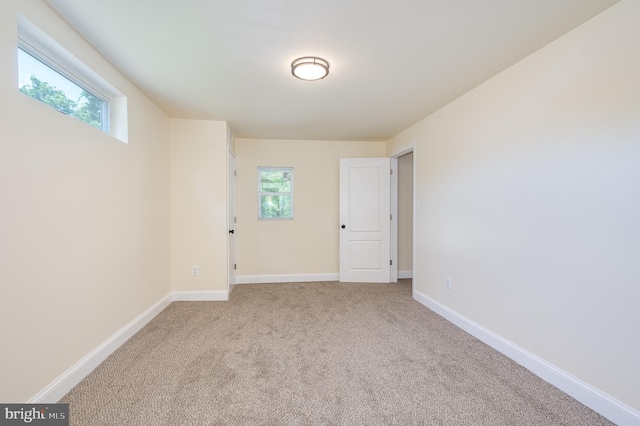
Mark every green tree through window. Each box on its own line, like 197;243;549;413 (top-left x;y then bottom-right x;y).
20;75;103;130
19;75;77;115
75;90;103;129
259;168;293;219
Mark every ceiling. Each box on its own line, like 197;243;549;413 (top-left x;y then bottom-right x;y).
44;0;618;141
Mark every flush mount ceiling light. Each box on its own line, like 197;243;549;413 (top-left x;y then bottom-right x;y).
291;56;330;81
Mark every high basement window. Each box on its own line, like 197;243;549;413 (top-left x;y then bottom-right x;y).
18;46;110;132
17;15;128;142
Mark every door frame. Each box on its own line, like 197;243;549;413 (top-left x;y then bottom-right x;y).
390;142;416;285
227;144;237;296
390;157;398;282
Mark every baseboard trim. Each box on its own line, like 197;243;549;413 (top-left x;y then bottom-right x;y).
236;273;339;284
172;290;228;301
398;270;413;279
29;289;229;403
29;293;173;403
412;289;640;426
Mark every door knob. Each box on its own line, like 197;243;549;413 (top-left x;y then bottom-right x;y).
341;225;346;229
229;229;235;234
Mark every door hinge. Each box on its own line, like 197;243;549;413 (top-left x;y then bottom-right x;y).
234;264;237;270
390;214;393;220
234;170;237;177
390;259;393;266
390;169;393;175
234;216;237;223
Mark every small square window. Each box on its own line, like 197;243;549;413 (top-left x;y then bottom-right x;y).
258;167;293;220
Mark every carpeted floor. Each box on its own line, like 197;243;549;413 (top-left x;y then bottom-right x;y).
61;280;613;425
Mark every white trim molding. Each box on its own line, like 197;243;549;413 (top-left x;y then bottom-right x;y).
29;293;173;403
398;270;413;279
412;288;640;426
172;290;228;301
390;141;415;159
236;273;339;284
29;289;231;403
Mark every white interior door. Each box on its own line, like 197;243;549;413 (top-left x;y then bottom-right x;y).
340;158;391;283
228;150;237;292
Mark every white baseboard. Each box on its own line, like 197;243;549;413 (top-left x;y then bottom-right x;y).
236;273;339;284
29;289;230;403
34;284;637;426
412;289;640;426
398;270;413;279
29;293;173;403
172;290;228;301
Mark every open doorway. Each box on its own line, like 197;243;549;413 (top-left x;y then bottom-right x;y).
391;144;415;285
397;152;413;279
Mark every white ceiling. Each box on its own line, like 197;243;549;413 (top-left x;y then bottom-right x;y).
44;0;618;141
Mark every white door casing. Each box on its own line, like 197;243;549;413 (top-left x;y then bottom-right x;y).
227;150;237;293
339;158;391;283
390;157;398;283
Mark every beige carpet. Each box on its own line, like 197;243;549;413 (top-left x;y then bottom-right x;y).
61;280;612;425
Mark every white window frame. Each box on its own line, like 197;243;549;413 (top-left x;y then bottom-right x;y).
258;167;294;220
17;15;128;142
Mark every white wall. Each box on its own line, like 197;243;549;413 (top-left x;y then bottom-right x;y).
0;0;170;402
388;0;639;411
170;119;229;293
235;139;386;278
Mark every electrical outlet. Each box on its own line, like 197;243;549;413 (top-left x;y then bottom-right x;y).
446;276;452;289
192;265;200;276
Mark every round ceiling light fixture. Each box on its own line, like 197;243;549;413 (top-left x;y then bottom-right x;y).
291;56;330;81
